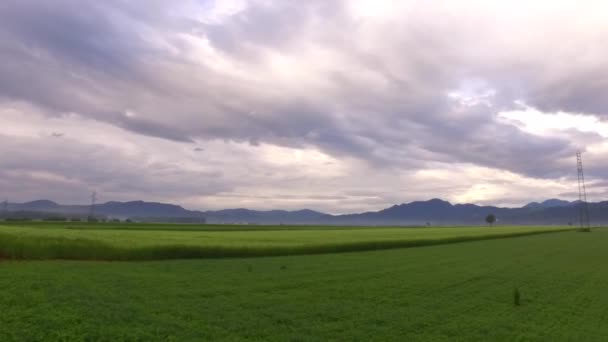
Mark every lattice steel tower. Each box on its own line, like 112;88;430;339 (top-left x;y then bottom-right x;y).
576;151;591;231
89;191;97;219
2;200;7;218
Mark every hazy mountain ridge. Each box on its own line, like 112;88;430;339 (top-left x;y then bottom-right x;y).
523;199;575;209
4;200;331;224
3;198;607;225
333;199;605;225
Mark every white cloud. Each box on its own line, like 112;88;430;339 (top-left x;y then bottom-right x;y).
499;107;608;138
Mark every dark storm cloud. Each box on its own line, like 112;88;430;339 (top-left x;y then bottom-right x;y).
0;0;605;184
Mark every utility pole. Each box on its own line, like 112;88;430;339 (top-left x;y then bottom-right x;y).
576;151;591;232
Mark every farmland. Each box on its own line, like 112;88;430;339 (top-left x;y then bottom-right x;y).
0;222;572;260
1;228;607;341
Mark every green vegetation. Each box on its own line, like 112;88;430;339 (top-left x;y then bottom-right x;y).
0;223;572;260
1;230;607;340
485;213;496;226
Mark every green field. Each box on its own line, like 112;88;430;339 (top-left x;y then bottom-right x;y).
1;228;606;341
0;223;572;260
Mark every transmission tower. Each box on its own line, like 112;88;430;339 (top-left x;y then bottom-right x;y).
2;200;7;219
576;151;591;231
89;191;97;219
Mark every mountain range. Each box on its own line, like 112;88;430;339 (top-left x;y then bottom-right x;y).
3;198;607;225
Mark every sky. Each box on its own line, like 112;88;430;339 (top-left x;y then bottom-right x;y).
1;0;608;214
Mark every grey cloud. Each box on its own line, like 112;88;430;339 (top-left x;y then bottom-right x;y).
0;0;162;74
0;0;606;187
202;1;347;56
413;111;577;177
114;113;196;143
527;75;608;116
0;134;229;202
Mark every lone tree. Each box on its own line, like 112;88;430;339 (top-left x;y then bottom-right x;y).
485;214;496;227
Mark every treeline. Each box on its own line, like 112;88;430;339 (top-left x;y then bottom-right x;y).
0;211;196;224
0;210;109;222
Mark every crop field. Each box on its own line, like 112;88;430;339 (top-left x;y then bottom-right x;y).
1;228;607;341
0;222;572;260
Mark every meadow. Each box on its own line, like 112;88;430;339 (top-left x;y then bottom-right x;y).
0;222;572;260
1;228;606;341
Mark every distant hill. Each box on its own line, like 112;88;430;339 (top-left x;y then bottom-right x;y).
3;198;608;225
19;200;61;211
4;200;329;224
331;198;605;225
523;199;574;209
202;208;331;224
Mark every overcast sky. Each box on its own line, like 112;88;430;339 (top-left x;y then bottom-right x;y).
1;0;608;213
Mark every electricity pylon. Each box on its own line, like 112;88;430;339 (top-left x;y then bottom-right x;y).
576;151;591;231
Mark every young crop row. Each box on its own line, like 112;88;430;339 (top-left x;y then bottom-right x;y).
0;227;574;261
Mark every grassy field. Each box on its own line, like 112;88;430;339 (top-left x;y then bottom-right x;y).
0;222;572;260
1;229;606;341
